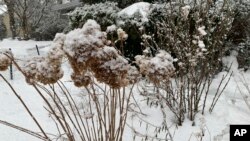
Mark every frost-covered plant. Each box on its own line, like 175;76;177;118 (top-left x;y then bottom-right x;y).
62;19;138;88
0;49;12;71
227;0;250;70
237;38;250;70
68;2;120;30
23;34;65;84
135;50;175;85
228;0;250;44
140;0;235;125
0;19;140;141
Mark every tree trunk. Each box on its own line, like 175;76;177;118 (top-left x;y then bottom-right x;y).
21;15;29;40
4;0;16;39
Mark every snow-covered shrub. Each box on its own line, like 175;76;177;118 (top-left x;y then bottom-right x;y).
0;50;12;71
115;2;152;61
68;2;120;31
145;0;236;74
227;0;250;70
237;38;250;70
140;0;235;125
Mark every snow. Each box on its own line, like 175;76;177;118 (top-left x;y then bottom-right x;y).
198;26;207;36
106;25;117;33
118;2;151;22
222;50;239;74
181;5;191;20
0;39;250;141
0;39;56;141
0;5;7;15
0;39;51;58
198;40;205;48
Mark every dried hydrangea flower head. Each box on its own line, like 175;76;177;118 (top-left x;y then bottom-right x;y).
23;55;64;85
63;20;109;75
35;59;64;85
90;46;131;88
23;35;65;85
22;57;43;84
47;33;65;64
0;49;12;71
135;50;175;85
71;72;92;87
117;28;128;41
60;19;136;88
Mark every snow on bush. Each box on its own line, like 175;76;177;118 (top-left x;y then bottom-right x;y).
180;5;190;20
106;24;117;33
117;2;151;24
0;49;12;71
68;2;120;30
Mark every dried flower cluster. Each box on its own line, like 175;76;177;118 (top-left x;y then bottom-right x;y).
61;19;138;88
23;35;65;84
135;50;175;84
1;20;139;87
117;28;128;41
0;49;12;71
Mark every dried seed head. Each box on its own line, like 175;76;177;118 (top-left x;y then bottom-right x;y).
71;73;92;87
0;50;12;71
47;33;65;63
36;61;63;85
135;50;175;85
23;56;63;85
117;28;128;41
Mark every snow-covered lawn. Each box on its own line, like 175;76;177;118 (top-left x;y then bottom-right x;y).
0;39;250;141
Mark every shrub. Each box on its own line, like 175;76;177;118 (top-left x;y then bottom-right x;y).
68;2;120;31
227;0;250;69
237;38;250;70
139;0;235;125
69;2;150;61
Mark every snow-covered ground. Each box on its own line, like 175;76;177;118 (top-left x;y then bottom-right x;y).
0;39;55;140
0;39;250;141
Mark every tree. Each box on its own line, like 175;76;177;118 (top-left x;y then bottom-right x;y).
3;0;16;39
10;0;50;39
0;16;6;40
